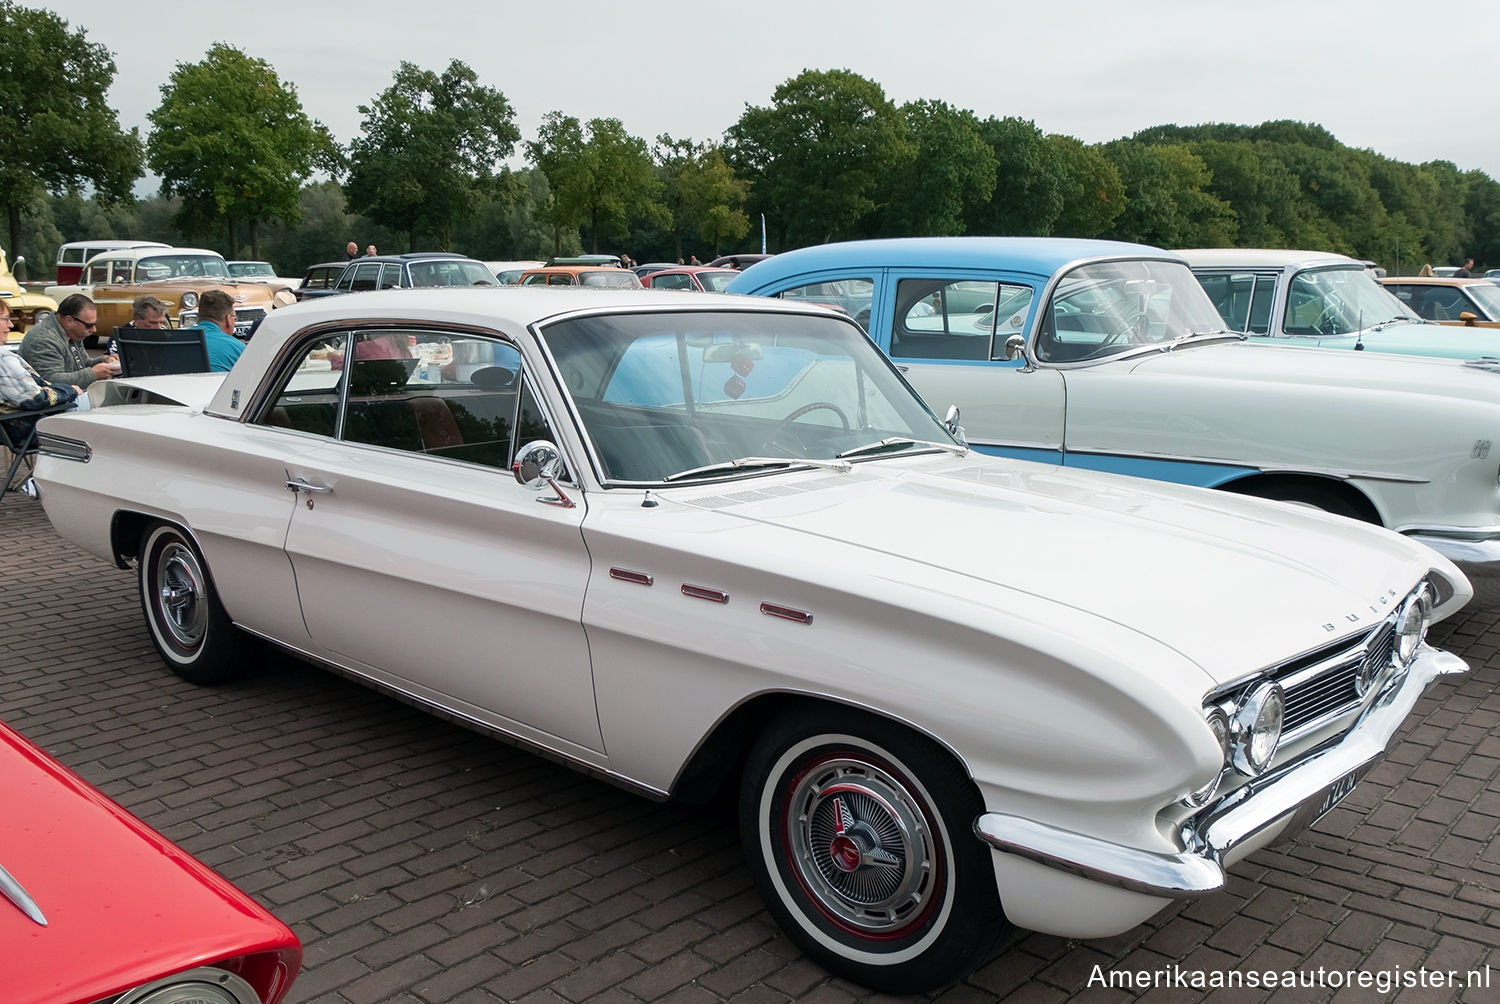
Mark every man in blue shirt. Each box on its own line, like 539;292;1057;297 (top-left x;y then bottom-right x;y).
193;290;246;372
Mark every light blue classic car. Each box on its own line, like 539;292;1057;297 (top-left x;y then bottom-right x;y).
726;237;1500;604
1179;248;1500;360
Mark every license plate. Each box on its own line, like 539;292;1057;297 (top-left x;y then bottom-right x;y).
1313;771;1360;823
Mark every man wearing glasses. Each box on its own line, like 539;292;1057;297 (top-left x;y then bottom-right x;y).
19;293;116;387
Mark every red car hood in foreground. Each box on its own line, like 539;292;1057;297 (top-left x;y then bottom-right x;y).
0;720;300;1004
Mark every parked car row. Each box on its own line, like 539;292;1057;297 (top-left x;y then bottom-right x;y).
24;267;1478;992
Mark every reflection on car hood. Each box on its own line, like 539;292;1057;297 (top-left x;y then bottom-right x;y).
1128;340;1500;402
670;455;1454;686
0;720;299;1004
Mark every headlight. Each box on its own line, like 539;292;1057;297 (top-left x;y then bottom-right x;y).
114;966;261;1004
1186;706;1231;807
1229;681;1284;776
180;291;198;309
1395;583;1432;667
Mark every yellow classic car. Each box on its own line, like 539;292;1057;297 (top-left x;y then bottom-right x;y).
1378;275;1500;328
1;248;58;344
45;247;290;339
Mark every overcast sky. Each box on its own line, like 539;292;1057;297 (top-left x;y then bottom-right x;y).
52;0;1500;188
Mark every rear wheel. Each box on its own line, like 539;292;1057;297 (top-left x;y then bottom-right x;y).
739;707;1006;993
138;522;245;684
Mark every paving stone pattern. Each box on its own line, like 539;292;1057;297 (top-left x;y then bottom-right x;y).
3;497;1499;1002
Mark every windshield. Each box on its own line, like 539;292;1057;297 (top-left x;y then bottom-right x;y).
406;259;498;287
1465;282;1500;318
579;270;643;288
1285;267;1418;336
539;310;956;483
138;254;232;280
696;270;738;292
1035;259;1228;363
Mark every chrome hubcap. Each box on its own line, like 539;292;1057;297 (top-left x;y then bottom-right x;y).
155;542;206;651
787;757;935;936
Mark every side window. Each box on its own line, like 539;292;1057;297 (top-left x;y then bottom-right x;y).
547;274;574;286
349;263;381;293
336;330;528;470
87;260;112;284
777;278;875;328
653;273;692;290
378;264;403;289
1247;278;1274;334
890;278;1032;361
521;274;547;285
1426;286;1468;320
334;267;356;292
1196;273;1255;331
258;337;346;438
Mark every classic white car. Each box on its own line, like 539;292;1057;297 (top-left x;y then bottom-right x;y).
27;288;1470;992
727;238;1500;607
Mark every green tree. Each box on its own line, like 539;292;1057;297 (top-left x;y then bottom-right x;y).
726;69;905;247
528;114;666;254
0;0;142;257
873;100;995;238
345;60;520;251
1046;135;1125;237
656;136;750;260
1103;140;1235;247
147;43;334;257
968;117;1064;236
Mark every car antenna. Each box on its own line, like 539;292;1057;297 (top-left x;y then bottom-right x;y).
1354;308;1365;351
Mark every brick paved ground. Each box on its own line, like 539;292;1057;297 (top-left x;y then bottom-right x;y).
3;495;1499;1003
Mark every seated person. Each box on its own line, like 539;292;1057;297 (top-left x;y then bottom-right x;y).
1;302;82;437
190;290;247;372
106;294;171;357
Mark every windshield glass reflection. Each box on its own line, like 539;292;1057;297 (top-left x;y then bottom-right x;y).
540;311;956;484
1034;259;1229;363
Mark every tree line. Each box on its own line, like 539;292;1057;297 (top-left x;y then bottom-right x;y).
3;1;1494;279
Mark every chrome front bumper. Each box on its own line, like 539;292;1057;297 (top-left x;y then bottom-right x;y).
974;645;1467;899
1407;532;1500;609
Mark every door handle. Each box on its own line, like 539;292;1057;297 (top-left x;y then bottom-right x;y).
286;478;332;495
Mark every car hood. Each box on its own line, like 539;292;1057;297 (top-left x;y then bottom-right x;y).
1250;319;1500;359
668;455;1461;686
1126;339;1500;403
0;720;299;1004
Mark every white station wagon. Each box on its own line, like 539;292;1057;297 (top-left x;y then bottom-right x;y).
28;288;1470;992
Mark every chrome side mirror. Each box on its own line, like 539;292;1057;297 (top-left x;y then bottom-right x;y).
513;440;575;508
943;405;967;445
1001;333;1026;361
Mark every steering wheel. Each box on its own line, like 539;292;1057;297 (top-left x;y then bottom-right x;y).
761;401;850;453
1313;306;1343;336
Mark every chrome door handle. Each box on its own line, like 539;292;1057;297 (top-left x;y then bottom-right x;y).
285;478;332;495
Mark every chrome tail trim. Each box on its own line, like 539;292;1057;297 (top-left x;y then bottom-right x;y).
0;861;47;926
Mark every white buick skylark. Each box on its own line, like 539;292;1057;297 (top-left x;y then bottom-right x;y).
28;288;1470;992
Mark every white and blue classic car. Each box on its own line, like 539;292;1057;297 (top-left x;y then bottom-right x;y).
1179;247;1500;359
727;238;1500;605
27;288;1470;991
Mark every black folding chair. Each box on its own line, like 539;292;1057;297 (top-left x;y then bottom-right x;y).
117;327;211;378
1;402;74;495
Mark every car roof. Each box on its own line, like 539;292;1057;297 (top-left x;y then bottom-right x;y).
205;287;841;420
1378;275;1495;286
1175;248;1360;270
349;252;477;265
732;237;1181;287
91;247;225;264
523;264;620;275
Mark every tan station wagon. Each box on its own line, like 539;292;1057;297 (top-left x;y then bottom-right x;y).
46;247;288;339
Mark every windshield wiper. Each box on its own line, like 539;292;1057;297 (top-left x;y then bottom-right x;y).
663;456;853;482
836;437;968;459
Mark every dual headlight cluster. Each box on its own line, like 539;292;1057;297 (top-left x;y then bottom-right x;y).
1187;581;1432;808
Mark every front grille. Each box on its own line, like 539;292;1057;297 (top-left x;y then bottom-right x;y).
1271;620;1396;738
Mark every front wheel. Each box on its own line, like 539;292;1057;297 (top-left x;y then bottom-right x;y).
138;522;245;684
740;707;1006;993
